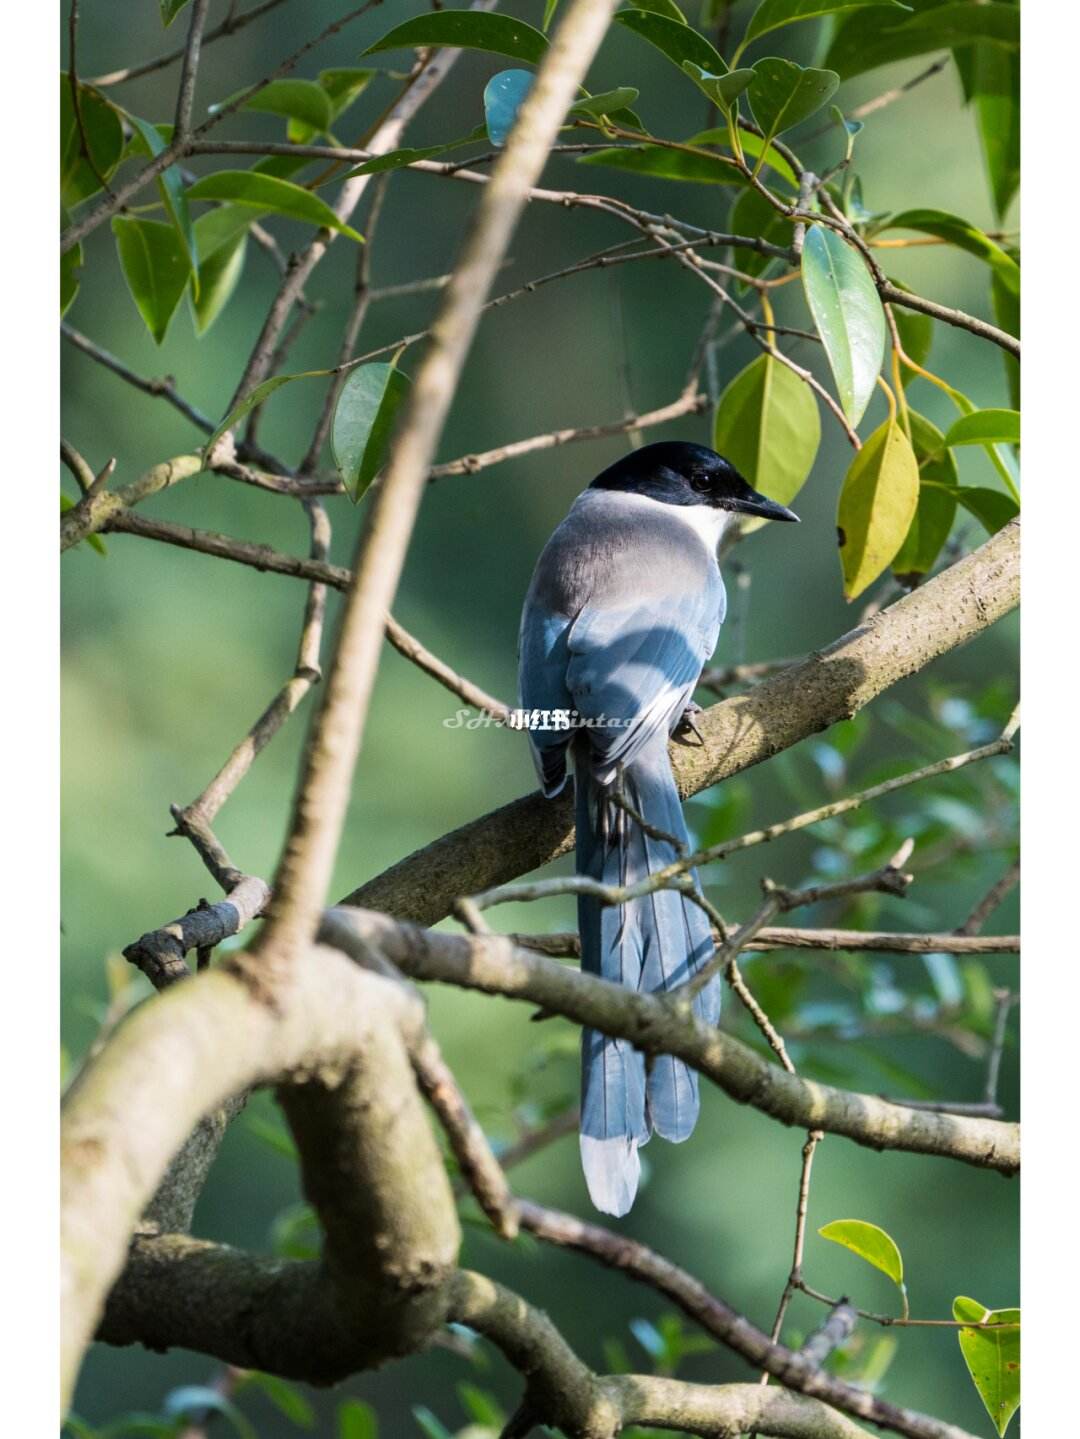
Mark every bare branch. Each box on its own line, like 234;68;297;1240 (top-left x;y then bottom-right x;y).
173;0;212;137
90;0;294;88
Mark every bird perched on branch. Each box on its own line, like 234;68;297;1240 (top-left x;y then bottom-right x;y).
518;441;799;1215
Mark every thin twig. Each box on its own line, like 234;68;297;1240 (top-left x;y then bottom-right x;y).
173;0;212;138
91;0;294;88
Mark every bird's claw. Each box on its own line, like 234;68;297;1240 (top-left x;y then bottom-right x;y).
674;700;706;746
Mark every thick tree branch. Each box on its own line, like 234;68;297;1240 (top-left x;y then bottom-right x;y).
343;521;1020;924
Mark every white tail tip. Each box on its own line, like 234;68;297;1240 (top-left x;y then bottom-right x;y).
580;1134;641;1216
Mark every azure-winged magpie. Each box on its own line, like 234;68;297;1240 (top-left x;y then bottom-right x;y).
518;441;799;1215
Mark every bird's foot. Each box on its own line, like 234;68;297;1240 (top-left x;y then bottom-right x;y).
674;700;706;746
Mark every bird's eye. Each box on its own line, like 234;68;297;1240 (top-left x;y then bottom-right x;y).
689;472;711;494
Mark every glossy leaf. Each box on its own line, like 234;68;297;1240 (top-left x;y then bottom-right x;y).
337;1400;378;1439
160;0;192;26
613;9;727;76
877;208;1019;295
484;69;534;146
112;217;191;345
836;420;920;599
60;75;124;208
944;409;1019;449
332;362;412;502
819;1218;905;1287
578;144;740;183
748;58;839;146
892;411;957;578
239;1373;315;1429
681;63;754;113
728;187;793;281
227;78;334;134
185;172;364;242
688;127;798;186
363;11;548;65
825;2;1018;81
954;487;1019;536
126;113;198;287
801;223;885;427
713;354;820;530
953;1296;1020;1436
205;369;332;456
742;0;911;49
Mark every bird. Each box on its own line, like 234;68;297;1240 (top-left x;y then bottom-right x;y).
518;440;799;1216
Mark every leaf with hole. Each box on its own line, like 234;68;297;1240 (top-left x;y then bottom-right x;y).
484;69;535;146
681;63;755;113
825;2;1018;80
741;0;911;50
835;420;920;599
614;9;727;77
332;362;412;502
891;411;956;578
126;113;198;289
112;217;191;345
748;58;839;148
801;223;885;427
363;11;548;64
186;171;364;241
818;1218;905;1288
876;208;1019;295
953;1296;1020;1436
713;354;820;531
60;75;124;208
944;409;1019;449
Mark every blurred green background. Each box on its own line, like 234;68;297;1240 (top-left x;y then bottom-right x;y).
62;3;1018;1435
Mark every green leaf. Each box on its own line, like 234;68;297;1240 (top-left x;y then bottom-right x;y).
544;0;560;29
578;143;741;184
892;411;957;578
876;208;1019;295
456;1384;504;1427
160;0;192;25
61;219;83;317
411;1409;455;1439
630;0;688;19
801;223;885;427
713;354;820;530
681;63;754;113
689;127;798;187
239;1373;315;1429
952;1296;1020;1437
287;66;377;151
340;126;488;178
728;187;793;282
60;75;124;208
246;1114;299;1160
959;42;1019;219
944;409;1019;449
748;58;839;148
206;369;332;456
222;78;334;134
836;419;920;599
953;486;1019;536
614;10;727;77
185;171;364;242
363;11;548;64
569;87;642;120
825;2;1018;81
338;1400;378;1439
484;69;534;146
332;362;412;502
991;262;1019;409
126;113;198;289
818;1218;905;1288
741;0;911;49
60;494;107;555
112;217;191;345
189;208;251;334
889;279;933;381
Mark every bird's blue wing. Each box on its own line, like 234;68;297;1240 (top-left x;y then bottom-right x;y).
518;602;576;795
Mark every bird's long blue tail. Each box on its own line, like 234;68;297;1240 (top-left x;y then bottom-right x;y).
575;736;720;1216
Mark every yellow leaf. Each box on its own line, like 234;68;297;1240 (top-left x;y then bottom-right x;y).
837;419;919;599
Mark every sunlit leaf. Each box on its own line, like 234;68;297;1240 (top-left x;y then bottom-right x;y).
741;0;911;50
186;172;364;241
748;58;839;149
944;409;1019;449
836;419;920;599
112;216;191;345
877;208;1019;295
338;1399;378;1439
826;1;1018;79
953;1296;1020;1437
713;353;820;530
363;11;548;64
484;69;534;146
332;361;412;502
819;1218;905;1287
892;411;957;578
801;223;885;426
60;74;124;208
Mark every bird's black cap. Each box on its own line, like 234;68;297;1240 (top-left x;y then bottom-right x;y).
591;441;800;522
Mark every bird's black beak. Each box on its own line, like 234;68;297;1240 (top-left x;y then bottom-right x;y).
728;488;800;523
